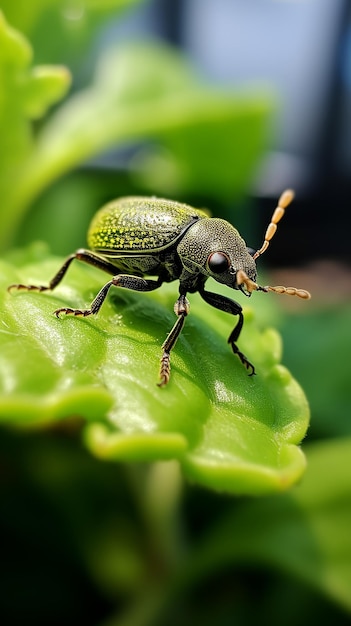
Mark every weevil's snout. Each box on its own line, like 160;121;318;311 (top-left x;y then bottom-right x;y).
231;253;258;295
237;280;253;297
226;265;250;296
235;268;260;296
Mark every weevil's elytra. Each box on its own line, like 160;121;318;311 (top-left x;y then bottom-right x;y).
88;197;209;254
8;191;311;386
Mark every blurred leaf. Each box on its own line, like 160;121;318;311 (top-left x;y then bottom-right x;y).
1;247;309;495
32;42;271;204
185;438;351;614
1;20;272;250
0;11;71;237
132;96;269;200
0;0;143;40
23;65;73;118
279;306;351;437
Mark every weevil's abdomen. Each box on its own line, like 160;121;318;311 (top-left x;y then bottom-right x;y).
87;196;208;255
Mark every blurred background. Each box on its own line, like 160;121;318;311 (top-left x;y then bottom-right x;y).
8;0;351;264
2;0;351;267
101;0;350;265
1;1;351;625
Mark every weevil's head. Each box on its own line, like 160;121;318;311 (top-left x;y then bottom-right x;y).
177;218;257;295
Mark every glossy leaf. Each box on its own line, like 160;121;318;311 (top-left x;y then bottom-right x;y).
0;247;309;495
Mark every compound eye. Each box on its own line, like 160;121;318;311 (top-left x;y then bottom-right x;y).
246;247;256;257
207;251;230;274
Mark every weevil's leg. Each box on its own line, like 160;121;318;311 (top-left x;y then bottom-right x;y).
55;275;163;317
8;249;120;293
199;286;255;375
158;294;189;387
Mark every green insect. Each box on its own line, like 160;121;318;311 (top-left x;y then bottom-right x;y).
9;190;310;386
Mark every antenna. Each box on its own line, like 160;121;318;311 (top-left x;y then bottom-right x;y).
253;189;295;261
236;269;311;300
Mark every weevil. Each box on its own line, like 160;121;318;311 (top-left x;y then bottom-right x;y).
9;190;310;386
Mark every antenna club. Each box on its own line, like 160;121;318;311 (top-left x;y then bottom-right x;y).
279;189;295;208
265;285;311;300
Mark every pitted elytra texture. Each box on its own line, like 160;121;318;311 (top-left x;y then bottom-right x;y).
88;197;208;253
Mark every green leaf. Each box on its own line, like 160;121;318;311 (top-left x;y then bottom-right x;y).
0;247;309;495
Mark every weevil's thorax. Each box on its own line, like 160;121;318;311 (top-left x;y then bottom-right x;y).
176;218;257;288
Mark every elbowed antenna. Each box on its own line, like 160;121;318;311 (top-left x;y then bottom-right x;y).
253;189;295;261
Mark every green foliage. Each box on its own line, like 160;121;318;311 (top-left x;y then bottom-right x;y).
1;6;348;626
0;0;143;66
0;9;272;249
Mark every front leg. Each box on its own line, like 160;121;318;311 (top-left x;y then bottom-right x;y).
158;293;189;387
199;286;255;375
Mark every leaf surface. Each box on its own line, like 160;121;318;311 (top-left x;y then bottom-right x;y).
0;249;309;494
